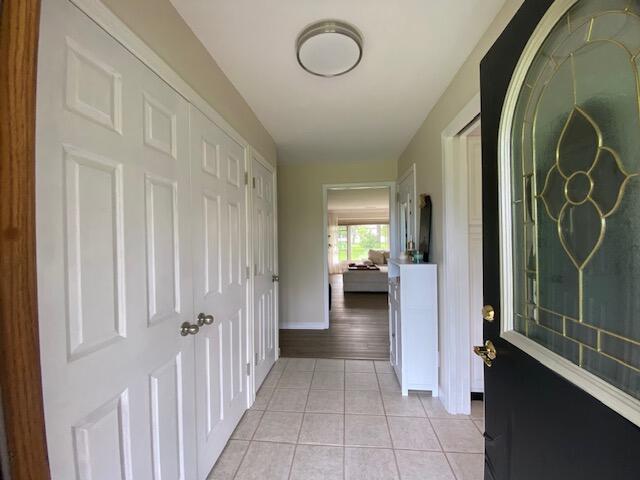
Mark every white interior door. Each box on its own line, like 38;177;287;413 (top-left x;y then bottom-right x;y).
467;135;484;393
251;153;278;388
36;0;197;478
189;105;249;478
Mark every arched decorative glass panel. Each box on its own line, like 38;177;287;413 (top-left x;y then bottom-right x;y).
509;0;640;401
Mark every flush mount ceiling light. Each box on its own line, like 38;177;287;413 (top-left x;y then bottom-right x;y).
296;20;363;77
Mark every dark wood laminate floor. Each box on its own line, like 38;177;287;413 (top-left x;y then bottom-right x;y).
279;274;390;360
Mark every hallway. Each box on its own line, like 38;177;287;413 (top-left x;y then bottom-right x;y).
279;275;389;359
208;357;484;479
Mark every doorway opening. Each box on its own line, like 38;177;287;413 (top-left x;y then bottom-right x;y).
279;182;396;359
327;186;391;360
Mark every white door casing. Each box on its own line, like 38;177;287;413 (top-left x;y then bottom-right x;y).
37;0;197;478
467;135;485;393
189;105;250;478
251;152;278;388
397;164;417;255
395;166;415;369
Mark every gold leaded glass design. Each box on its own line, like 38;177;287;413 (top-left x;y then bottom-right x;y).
511;0;640;400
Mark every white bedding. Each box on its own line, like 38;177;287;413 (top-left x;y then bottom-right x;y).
342;265;389;292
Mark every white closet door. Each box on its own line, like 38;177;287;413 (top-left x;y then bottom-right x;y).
189;105;249;478
467;135;484;393
36;1;197;478
251;154;277;388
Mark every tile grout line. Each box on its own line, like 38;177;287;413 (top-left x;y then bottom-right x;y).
342;359;347;480
230;359;481;479
238;437;481;454
426;411;462;480
230;359;280;480
232;356;292;478
418;392;469;479
229;414;261;480
286;359;315;480
375;362;403;480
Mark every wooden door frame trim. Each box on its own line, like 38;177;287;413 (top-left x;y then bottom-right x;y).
0;1;51;479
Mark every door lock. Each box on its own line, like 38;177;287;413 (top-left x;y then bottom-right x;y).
473;340;497;367
482;305;495;322
180;322;200;336
272;274;279;282
197;313;214;326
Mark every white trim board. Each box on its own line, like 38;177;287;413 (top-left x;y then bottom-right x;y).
439;92;481;415
322;181;397;330
397;163;417;256
497;0;640;427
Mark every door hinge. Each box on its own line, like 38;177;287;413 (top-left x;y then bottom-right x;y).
255;352;258;366
252;177;256;189
246;362;251;376
396;192;400;201
244;172;249;185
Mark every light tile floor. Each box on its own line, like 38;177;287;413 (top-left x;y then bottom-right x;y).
208;357;484;480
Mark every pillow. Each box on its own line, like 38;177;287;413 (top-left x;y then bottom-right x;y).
368;249;385;265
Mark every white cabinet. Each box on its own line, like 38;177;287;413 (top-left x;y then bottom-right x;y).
388;259;438;396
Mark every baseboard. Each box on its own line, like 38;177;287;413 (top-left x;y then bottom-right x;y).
279;322;328;330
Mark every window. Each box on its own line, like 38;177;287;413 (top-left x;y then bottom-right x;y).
337;224;389;262
505;0;640;404
337;226;348;262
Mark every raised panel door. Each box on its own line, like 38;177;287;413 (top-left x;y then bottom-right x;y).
252;154;277;388
189;105;249;479
36;1;196;478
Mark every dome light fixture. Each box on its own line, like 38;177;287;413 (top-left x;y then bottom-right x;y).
296;20;363;77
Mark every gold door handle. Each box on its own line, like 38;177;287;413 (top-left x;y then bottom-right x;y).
197;313;214;326
473;340;497;367
482;305;495;322
180;322;200;336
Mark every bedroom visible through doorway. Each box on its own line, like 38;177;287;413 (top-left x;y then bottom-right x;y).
279;184;394;359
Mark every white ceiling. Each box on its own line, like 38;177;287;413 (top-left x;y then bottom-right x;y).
170;0;505;164
327;187;389;212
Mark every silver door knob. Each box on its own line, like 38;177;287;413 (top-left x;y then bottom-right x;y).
197;313;214;326
272;274;280;282
180;322;199;336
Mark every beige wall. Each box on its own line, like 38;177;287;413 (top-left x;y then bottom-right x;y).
102;0;277;165
397;0;523;272
278;160;397;327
